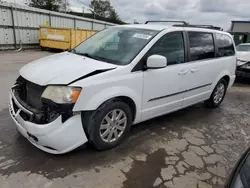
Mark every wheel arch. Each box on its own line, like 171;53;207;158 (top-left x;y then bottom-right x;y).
213;70;231;90
108;96;136;122
73;87;141;123
221;75;230;87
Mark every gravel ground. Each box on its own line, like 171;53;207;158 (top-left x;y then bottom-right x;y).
0;50;250;188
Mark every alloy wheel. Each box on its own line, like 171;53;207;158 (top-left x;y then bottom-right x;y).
213;83;225;104
99;109;127;143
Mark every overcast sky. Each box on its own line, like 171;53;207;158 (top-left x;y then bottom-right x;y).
7;0;250;30
85;0;250;30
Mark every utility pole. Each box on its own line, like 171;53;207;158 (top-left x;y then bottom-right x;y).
65;0;67;13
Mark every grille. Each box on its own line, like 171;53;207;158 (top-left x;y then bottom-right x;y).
16;76;45;109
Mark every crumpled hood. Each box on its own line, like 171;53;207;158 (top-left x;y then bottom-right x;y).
20;52;117;86
237;51;250;62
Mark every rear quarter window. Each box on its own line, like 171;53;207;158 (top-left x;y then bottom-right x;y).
216;34;235;57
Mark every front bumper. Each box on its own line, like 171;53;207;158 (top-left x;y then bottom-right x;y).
236;70;250;78
236;63;250;78
9;88;88;154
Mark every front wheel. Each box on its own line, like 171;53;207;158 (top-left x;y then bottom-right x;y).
205;79;227;108
86;99;133;150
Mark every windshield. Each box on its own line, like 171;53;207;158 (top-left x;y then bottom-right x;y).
72;27;159;65
237;44;250;52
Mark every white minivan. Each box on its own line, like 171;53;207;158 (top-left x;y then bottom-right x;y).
9;22;236;154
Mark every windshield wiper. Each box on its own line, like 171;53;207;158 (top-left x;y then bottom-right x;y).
71;51;117;64
76;53;108;62
70;50;90;57
71;48;76;53
78;52;92;58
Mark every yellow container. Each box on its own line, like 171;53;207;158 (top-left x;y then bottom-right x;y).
39;26;96;50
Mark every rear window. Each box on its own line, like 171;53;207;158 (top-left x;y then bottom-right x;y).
216;34;235;57
188;32;215;61
236;44;250;52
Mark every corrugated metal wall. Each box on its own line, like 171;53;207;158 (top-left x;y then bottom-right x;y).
0;2;116;50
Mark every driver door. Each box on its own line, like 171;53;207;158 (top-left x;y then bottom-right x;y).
141;32;188;121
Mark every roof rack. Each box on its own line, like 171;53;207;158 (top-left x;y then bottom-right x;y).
145;20;189;25
173;24;223;31
145;20;223;31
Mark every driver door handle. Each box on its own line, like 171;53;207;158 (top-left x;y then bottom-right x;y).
178;70;189;75
191;68;199;73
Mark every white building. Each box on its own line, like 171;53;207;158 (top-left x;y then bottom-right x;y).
231;21;250;33
68;0;93;14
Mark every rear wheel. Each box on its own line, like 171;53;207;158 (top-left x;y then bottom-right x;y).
205;79;227;108
85;99;133;150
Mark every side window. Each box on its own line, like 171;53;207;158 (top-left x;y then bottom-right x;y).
188;32;215;61
148;33;185;66
216;34;235;57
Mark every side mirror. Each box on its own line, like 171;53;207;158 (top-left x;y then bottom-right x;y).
146;55;167;69
226;147;250;188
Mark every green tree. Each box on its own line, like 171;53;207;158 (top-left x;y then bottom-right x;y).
108;8;121;22
29;0;68;12
90;0;111;18
90;0;121;22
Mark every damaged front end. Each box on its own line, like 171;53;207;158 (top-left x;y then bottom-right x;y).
236;62;250;79
9;76;88;154
12;76;74;125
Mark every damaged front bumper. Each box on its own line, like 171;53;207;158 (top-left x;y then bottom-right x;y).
236;70;250;78
9;86;88;154
236;63;250;79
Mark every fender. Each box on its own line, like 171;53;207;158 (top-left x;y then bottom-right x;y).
73;86;142;123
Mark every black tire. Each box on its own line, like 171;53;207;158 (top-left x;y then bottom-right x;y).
84;99;133;150
205;79;227;108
